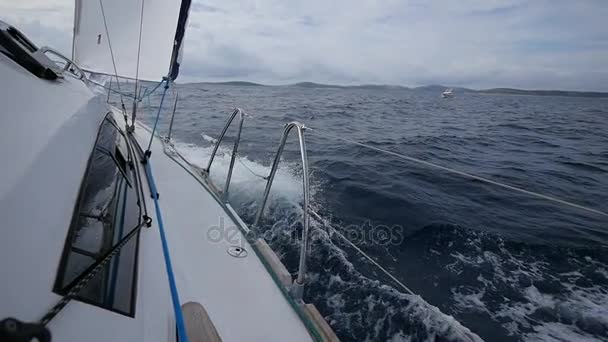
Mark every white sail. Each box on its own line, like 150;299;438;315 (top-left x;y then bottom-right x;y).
72;0;191;81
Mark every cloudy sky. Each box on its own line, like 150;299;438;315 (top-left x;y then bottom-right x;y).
2;0;607;90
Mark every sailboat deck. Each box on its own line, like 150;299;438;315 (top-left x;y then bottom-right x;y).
130;118;314;341
0;50;316;340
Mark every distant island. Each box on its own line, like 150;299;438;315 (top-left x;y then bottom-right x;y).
291;82;406;90
184;81;608;98
194;81;264;86
477;88;608;98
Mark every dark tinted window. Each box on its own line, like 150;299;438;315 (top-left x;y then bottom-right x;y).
55;115;141;316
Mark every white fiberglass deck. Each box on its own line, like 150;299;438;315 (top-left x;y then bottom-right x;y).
131;119;314;342
0;51;314;341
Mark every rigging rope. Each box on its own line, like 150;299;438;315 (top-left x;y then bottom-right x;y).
39;217;151;327
89;79;136;100
235;153;268;180
142;158;189;342
140;79;164;99
146;79;170;153
98;0;126;113
308;208;415;296
307;127;608;218
130;0;146;130
30;125;154;333
216;110;607;218
89;78;164;103
200;111;416;296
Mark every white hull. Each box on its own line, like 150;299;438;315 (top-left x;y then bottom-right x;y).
0;50;331;341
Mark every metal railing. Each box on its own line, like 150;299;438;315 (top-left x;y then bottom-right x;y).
166;93;179;141
202;108;246;201
253;122;311;300
202;111;312;299
38;46;87;82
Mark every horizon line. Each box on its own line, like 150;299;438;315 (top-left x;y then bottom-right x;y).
174;80;608;94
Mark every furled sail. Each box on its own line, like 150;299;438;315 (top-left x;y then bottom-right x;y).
72;0;191;81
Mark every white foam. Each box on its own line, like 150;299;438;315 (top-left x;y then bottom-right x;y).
173;139;608;342
200;133;217;144
172;140;483;341
389;331;412;342
526;322;601;342
524;285;555;308
451;287;487;313
173;140;305;215
448;234;608;342
311;229;483;341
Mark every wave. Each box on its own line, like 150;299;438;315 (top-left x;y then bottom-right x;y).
173;140;483;342
558;161;605;174
408;225;608;342
172;139;608;342
161;83;608;341
494;123;533;131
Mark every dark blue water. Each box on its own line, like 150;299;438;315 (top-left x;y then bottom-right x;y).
140;84;608;342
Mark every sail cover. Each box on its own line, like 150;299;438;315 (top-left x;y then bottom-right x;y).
72;0;191;81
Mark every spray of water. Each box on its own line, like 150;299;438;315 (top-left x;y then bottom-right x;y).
173;138;484;342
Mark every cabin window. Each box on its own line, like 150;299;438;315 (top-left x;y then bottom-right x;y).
54;114;141;317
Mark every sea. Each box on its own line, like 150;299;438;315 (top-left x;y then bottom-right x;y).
136;83;608;342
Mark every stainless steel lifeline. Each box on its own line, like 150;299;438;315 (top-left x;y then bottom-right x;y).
253;122;311;300
203;111;312;299
202;108;246;201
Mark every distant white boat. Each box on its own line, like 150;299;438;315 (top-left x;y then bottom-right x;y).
442;88;455;98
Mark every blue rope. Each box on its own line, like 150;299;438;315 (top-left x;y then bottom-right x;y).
146;78;170;152
143;159;189;342
140;79;165;99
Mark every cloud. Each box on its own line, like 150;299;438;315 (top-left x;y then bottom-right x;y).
2;0;608;91
1;0;73;54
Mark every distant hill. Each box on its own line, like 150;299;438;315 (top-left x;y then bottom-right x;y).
478;88;608;98
182;81;608;98
412;85;474;93
352;84;408;90
291;82;407;90
412;85;608;98
194;81;264;86
291;82;342;88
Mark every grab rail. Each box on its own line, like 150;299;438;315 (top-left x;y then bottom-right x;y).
202;108;245;201
38;46;87;82
202;112;312;299
253;122;311;300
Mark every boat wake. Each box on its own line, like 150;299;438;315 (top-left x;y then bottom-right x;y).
173;140;482;342
416;225;608;342
173;139;608;342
